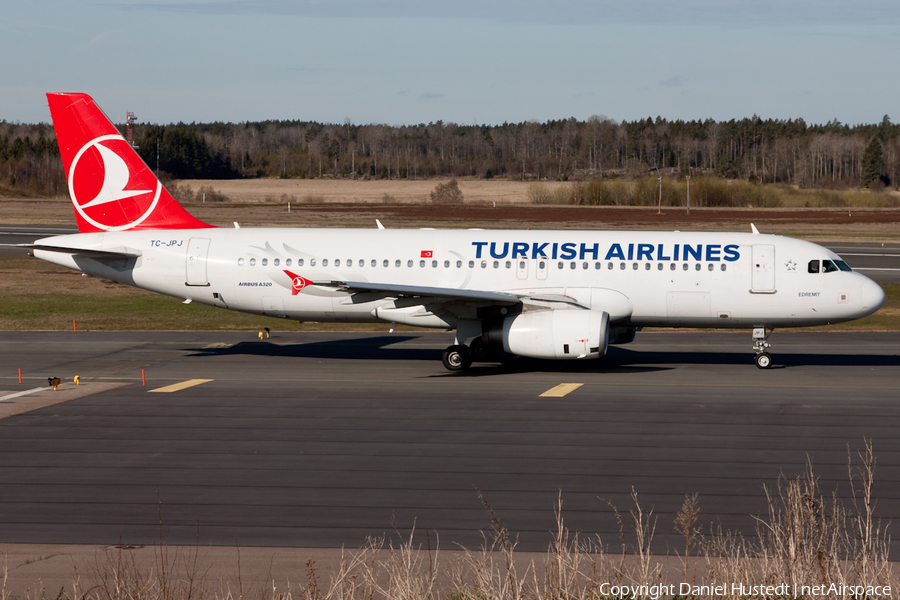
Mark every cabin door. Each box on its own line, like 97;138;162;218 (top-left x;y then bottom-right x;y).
751;244;776;293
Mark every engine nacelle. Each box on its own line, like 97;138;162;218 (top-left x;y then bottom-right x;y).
501;309;609;360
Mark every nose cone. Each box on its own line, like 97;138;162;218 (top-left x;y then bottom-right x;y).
860;277;886;315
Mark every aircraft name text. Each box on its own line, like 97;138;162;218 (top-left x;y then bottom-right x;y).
471;241;741;262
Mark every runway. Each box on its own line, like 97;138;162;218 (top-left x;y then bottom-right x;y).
2;330;899;554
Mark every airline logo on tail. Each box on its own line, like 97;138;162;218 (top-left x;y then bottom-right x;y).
47;92;214;233
69;134;161;231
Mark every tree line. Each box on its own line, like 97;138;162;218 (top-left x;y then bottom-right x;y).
2;114;898;198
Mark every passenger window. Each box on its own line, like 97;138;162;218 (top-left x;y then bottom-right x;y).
371;259;377;267
538;260;546;269
582;262;588;270
695;264;701;271
632;262;638;270
720;264;726;271
261;258;268;266
456;260;462;268
432;260;438;268
408;260;413;267
323;259;329;267
274;258;280;266
298;258;305;267
520;261;526;269
505;261;511;269
395;260;401;267
469;260;474;268
286;258;292;267
682;263;688;271
670;263;675;271
808;260;820;273
334;259;340;267
708;263;714;271
608;262;613;270
823;260;839;273
493;260;499;268
644;263;650;270
310;259;316;267
558;262;564;269
619;262;626;270
419;260;425;267
570;262;576;270
445;260;451;268
481;260;487;268
238;258;244;266
836;260;852;272
657;263;663;270
249;258;256;266
595;262;601;270
359;259;364;267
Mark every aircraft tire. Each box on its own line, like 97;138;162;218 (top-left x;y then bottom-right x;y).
442;345;472;371
754;352;773;369
469;336;494;361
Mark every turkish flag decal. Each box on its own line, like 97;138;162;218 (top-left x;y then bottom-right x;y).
420;250;433;258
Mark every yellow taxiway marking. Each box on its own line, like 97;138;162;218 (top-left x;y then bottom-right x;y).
149;379;213;393
539;383;584;397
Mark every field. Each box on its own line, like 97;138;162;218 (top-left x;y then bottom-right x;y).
2;179;899;331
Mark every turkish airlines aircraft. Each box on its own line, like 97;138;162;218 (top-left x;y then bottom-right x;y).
28;93;885;370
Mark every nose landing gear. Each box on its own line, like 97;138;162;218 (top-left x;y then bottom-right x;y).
752;327;773;369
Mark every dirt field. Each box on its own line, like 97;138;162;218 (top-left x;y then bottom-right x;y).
2;179;900;241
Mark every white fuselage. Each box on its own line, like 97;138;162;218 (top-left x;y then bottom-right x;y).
34;227;885;331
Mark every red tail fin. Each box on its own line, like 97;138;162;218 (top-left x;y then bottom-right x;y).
47;93;215;233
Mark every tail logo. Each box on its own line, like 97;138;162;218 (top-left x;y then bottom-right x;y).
69;134;161;231
284;270;312;295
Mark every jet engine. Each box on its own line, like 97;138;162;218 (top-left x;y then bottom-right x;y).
491;309;609;360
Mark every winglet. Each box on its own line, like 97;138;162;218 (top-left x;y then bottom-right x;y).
750;223;760;234
376;219;385;230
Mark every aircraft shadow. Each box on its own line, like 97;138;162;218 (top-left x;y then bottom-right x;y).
186;337;900;372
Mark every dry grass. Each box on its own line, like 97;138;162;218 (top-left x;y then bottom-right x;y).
5;442;892;600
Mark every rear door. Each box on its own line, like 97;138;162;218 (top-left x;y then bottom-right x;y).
186;238;211;286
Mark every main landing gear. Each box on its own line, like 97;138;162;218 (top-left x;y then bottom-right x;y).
752;327;773;369
442;344;472;371
442;334;497;371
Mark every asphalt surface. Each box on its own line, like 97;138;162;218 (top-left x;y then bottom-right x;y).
2;330;899;555
3;226;899;282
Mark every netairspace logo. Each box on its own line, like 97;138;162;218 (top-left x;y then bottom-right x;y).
597;582;892;599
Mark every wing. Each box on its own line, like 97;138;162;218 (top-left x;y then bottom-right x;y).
314;280;587;308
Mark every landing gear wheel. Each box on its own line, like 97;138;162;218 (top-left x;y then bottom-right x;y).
469;336;494;361
755;352;773;369
442;345;472;371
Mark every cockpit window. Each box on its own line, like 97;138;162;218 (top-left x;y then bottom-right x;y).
835;260;852;272
808;260;819;274
822;259;839;273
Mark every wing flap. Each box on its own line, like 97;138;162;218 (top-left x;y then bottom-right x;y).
314;280;587;308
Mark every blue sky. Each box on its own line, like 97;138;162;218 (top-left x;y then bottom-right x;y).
2;0;898;126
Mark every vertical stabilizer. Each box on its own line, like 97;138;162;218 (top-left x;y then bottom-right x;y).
46;92;215;232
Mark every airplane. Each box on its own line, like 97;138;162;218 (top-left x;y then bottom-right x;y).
21;93;886;371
